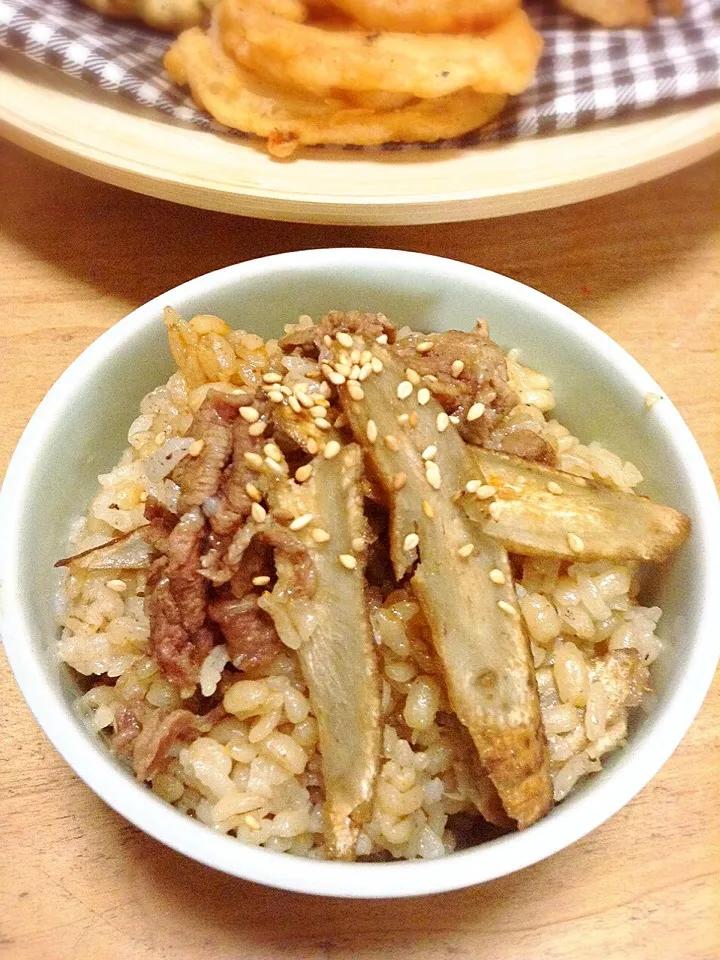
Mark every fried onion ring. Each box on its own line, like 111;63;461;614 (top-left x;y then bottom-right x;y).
324;0;521;33
218;0;543;98
164;28;507;154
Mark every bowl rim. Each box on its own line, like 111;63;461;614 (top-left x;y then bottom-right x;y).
2;248;719;899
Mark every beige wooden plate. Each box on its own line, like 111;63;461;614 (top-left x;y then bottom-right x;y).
0;49;718;225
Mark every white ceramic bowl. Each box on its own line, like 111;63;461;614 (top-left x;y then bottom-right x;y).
2;249;719;899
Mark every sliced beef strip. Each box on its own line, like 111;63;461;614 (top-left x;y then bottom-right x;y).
483;404;557;466
131;707;200;781
279;310;396;356
208;593;284;674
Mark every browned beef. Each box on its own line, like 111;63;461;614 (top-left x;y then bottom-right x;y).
484;405;557;466
208;402;270;538
229;538;273;599
279;310;396;356
131;708;200;781
208;594;284;673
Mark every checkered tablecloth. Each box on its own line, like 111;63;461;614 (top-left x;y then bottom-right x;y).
0;0;718;147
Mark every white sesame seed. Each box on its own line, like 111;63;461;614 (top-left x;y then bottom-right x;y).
393;472;407;491
416;341;434;353
451;360;465;378
458;543;474;558
244;452;264;469
297;392;315;409
425;461;441;490
337;331;354;348
422;499;434;518
248;421;267;437
371;357;383;374
476;484;497;500
497;600;519;618
295;464;313;482
347;381;365;401
489;568;506;585
245;483;262;501
239;406;259;423
315;418;332;431
335;362;352;378
397;381;413;400
279;385;292;396
449;415;460;425
287;395;301;413
251;503;267;523
352;537;366;553
319;382;331;399
106;579;127;592
263;372;283;384
360;350;373;365
366;420;378;443
376;334;388;345
310;405;327;418
567;533;585;553
489;502;503;521
323;334;333;348
384;434;400;451
312;528;331;543
422;445;437;461
349;364;361;381
265;458;285;475
403;533;419;552
358;363;373;381
467;402;486;422
339;554;357;570
244;814;261;830
424;374;438;383
465;479;482;493
405;368;421;386
264;443;283;463
188;439;204;457
328;371;346;386
417;388;431;406
350;350;361;366
307;438;319;455
268;390;284;404
547;481;563;495
398;413;410;426
252;575;271;586
323;440;341;460
290;513;313;531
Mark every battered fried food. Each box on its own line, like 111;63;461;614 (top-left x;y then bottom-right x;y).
219;0;543;97
558;0;653;26
81;0;217;30
164;28;508;156
325;0;521;32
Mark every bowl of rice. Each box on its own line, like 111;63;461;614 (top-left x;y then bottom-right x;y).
2;249;718;899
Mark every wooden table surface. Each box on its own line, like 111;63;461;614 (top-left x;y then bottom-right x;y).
1;139;718;960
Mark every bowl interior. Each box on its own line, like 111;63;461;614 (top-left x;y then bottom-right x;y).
3;250;715;897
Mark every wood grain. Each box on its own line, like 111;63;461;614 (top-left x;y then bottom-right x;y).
1;52;719;224
0;139;718;960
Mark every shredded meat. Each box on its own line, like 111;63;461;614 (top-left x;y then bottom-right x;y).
227;523;317;599
208;593;284;673
230;538;273;598
131;708;200;781
484;405;556;466
142;496;179;551
111;701;149;754
208;401;270;537
279;310;396;356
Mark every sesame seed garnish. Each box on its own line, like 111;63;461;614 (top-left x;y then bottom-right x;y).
312;528;331;543
328;371;346;386
297;392;314;409
279;386;292;397
422;499;434;518
347;381;365;401
449;415;460;425
451;360;464;378
265;458;285;476
336;362;352;378
497;600;519;618
567;533;585;553
245;814;261;830
323;440;341;460
310;405;327;418
244;452;264;469
425;461;441;490
239;406;259;423
403;533;419;552
397;380;413;400
290;513;313;531
252;575;271;587
263;372;283;384
295;464;313;482
358;363;373;381
422;445;437;461
268;390;284;404
376;334;388;345
248;421;267;437
547;481;563;495
294;381;309;395
465;479;482;493
384;434;400;451
424;374;438;383
476;484;497;500
336;331;354;348
360;350;372;365
287;395;302;413
416;341;434;353
436;412;449;433
315;418;332;431
264;442;283;463
335;414;347;430
350;349;361;365
489;502;503;520
307;438;319;456
371;357;383;374
458;543;474;558
106;579;127;592
323;334;333;348
417;388;431;406
352;537;365;553
393;472;407;491
319;382;331;399
339;554;357;570
188;439;204;457
467;402;486;422
251;503;267;523
489;568;506;585
405;368;421;386
366;420;378;443
349;364;361;381
245;483;262;501
398;413;410;426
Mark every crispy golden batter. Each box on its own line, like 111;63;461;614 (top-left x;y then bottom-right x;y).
81;0;217;30
558;0;653;26
324;0;521;33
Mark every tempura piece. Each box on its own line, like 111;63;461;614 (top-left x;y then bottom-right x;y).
334;335;553;828
259;445;381;858
558;0;653;25
327;0;521;33
465;448;690;563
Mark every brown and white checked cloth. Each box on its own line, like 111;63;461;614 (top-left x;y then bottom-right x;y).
0;0;718;147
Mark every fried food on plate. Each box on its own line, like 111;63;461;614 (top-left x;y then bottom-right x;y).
324;0;521;33
218;0;543;98
81;0;217;30
164;29;508;156
558;0;652;26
